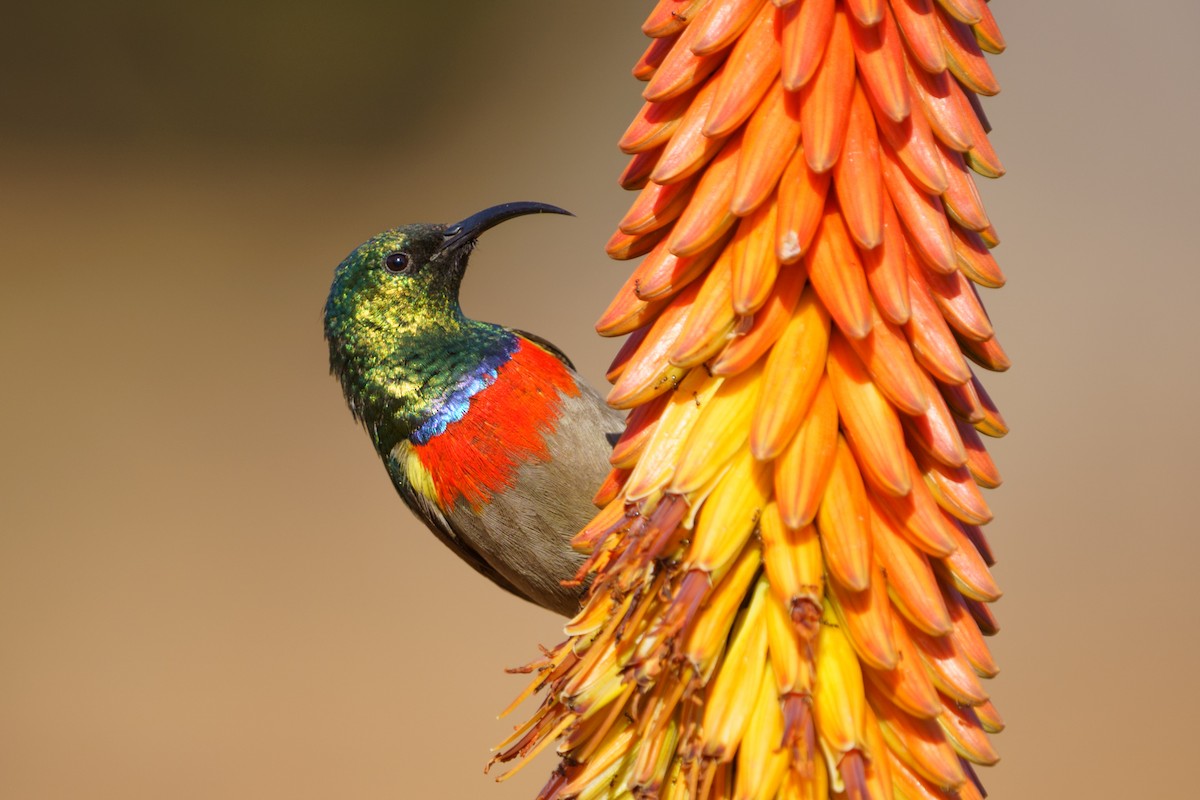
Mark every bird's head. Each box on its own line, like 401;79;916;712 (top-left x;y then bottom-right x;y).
324;201;572;438
325;201;572;347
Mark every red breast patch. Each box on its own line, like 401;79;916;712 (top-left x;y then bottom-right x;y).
413;339;580;510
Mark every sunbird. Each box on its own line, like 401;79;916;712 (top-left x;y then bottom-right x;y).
324;202;622;616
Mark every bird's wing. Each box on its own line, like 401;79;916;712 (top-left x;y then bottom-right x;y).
509;328;576;371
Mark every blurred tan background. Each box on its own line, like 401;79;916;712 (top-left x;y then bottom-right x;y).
2;2;1197;797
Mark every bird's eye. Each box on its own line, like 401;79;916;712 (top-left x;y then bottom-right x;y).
383;252;412;274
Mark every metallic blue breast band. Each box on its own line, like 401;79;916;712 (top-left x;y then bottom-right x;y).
410;335;519;445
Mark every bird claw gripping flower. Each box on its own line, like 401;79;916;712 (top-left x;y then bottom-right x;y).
486;3;1013;800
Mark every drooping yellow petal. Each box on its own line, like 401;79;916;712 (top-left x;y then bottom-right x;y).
957;328;1011;373
827;564;899;671
682;540;763;682
870;497;953;636
704;1;782;137
606;221;669;261
653;69;729;184
760;501;823;638
881;142;955;273
624;366;722;500
905;615;990;706
686;446;773;572
780;0;834;91
632;29;679;80
751;285;830;459
731;77;802;216
951;222;1005;288
596;268;669;337
816;435;874;592
590;466;629;508
973;2;1006;54
619;175;698;236
891;0;946;74
845;299;931;416
634;241;717;306
774;375;839;528
956;417;1002;488
873;83;949;196
729;193;781;313
905;264;973;385
667;131;744;257
711;256;806;375
862;609;942;719
919;255;994;341
732;660;791;799
867;679;966;790
668;247;737;367
938;139;991;232
908;60;973;154
620;145;662;190
974;698;1005;734
645;4;729;101
915;446;993;525
827;330;911;497
642;0;702;38
620;90;694;154
833;84;885;249
955;89;1005;177
607;281;698;409
776;143;832;263
936;515;1003;604
874;451;960;557
967;370;1008;438
937;694;1000;766
799;7;855;172
689;0;770;56
807;203;874;339
860;198;911;324
672;367;762;494
849;3;910;123
700;577;770;758
935;5;1000;96
812;610;867;764
903;366;969;468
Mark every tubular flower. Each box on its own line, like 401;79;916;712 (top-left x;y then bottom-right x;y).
495;2;1008;798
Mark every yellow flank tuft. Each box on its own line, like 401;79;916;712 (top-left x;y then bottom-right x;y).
391;440;439;509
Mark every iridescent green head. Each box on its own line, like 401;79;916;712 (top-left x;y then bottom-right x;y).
324;202;571;448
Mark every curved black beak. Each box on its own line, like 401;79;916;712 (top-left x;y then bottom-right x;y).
437;201;573;256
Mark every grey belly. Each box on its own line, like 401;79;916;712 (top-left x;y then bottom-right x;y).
446;384;625;616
